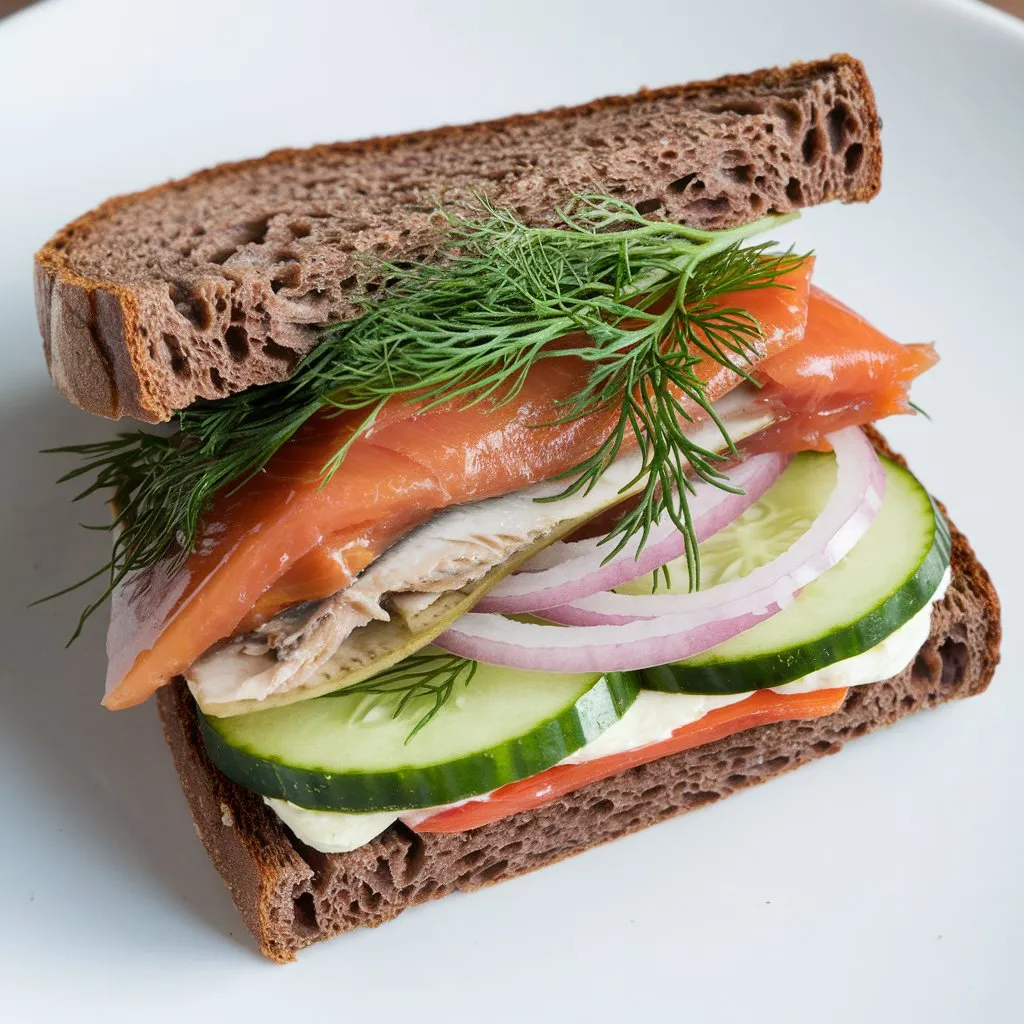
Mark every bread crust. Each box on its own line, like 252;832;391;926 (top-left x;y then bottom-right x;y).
155;431;998;962
36;54;881;423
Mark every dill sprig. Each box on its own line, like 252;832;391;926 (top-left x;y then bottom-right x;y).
45;193;805;638
328;650;478;742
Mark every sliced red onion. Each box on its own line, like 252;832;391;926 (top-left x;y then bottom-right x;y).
434;606;770;674
537;600;651;628
475;452;789;614
547;426;884;626
434;428;883;673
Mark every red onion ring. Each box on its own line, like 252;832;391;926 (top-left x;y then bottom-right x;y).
546;427;884;625
475;452;789;614
434;428;884;673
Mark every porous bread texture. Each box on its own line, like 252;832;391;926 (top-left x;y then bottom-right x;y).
36;55;881;423
155;433;1000;963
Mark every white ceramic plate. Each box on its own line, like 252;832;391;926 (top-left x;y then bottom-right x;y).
1;0;1020;1019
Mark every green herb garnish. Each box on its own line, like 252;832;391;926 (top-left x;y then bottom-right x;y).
45;194;804;638
327;650;478;743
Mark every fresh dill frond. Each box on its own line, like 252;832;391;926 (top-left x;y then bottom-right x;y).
44;193;805;631
330;651;478;742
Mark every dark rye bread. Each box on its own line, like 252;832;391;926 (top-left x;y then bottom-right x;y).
36;54;880;423
155;433;1000;963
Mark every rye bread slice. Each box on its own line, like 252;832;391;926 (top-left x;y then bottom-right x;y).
155;432;1000;963
36;54;880;423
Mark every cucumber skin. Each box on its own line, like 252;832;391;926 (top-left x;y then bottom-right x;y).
200;671;639;812
641;497;950;696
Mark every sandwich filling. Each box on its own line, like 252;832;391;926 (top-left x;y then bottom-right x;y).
184;389;775;708
103;266;934;711
267;575;948;854
54;198;946;852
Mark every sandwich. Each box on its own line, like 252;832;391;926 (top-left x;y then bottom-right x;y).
35;54;1001;962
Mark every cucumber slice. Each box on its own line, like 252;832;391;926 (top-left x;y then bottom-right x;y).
200;652;639;811
641;453;950;695
618;452;838;595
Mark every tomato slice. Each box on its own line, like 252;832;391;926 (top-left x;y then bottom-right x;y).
412;686;848;833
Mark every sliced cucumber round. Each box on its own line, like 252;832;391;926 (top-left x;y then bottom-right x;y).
641;453;950;695
619;452;838;596
200;651;639;811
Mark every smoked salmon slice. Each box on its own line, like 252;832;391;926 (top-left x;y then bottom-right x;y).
103;258;827;710
412;686;849;833
747;286;939;453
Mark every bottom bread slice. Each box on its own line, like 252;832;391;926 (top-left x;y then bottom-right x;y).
155;437;1001;963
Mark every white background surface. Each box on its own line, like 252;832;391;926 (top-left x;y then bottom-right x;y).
0;0;1020;1020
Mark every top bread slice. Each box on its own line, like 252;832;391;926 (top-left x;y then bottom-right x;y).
35;54;880;423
